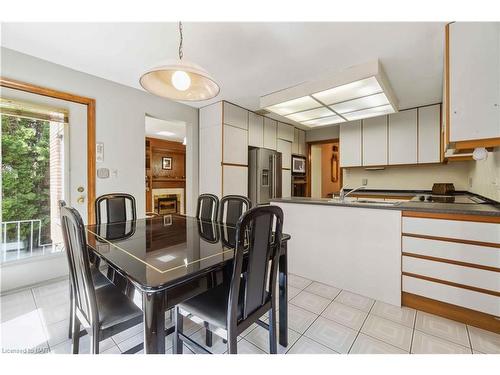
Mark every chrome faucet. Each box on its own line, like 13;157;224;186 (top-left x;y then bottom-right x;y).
339;185;366;202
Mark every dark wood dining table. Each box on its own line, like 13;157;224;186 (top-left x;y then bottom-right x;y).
86;214;290;354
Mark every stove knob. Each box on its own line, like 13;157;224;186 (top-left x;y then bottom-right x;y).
419;195;425;201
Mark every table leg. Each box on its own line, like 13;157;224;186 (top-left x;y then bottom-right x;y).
278;241;288;347
142;291;165;354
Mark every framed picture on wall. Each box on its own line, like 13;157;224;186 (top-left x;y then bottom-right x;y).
162;157;172;170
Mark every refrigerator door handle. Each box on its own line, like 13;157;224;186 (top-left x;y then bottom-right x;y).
271;154;277;198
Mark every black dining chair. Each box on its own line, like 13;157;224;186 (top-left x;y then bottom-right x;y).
173;205;284;354
60;205;143;354
196;193;219;222
95;193;137;225
218;195;252;226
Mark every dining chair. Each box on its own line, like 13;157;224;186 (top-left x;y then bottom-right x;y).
60;205;143;354
95;193;137;225
217;195;252;226
173;205;284;354
196;193;219;222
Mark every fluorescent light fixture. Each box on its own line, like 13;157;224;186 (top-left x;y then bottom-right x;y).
329;92;390;114
302;115;345;127
342;104;394;121
260;60;398;128
285;107;334;122
266;96;319;116
157;130;176;137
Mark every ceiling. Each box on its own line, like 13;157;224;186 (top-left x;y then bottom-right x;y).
145;116;186;142
1;22;446;128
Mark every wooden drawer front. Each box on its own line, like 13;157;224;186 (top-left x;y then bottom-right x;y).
403;275;500;316
402;217;500;245
402;256;500;293
402;236;500;269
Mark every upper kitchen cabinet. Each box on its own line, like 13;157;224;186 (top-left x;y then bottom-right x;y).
223;102;248;130
446;22;500;149
248;112;264;148
277;139;292;169
298;129;306;156
277;122;294;142
340;121;362;167
292;128;300;154
223;124;248;165
418;104;441;164
362;116;387;166
388;109;417;165
263;117;277;150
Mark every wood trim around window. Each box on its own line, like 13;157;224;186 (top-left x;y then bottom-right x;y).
1;77;97;224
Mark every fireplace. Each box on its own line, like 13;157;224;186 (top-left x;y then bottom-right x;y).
154;194;180;214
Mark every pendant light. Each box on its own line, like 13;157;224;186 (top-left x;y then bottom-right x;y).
140;22;220;101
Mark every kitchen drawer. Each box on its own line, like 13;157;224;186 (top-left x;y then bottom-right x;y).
402;236;500;269
403;275;500;316
223;102;248;130
402;217;500;245
402;255;500;293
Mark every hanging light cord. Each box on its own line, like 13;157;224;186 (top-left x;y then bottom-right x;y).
178;21;183;60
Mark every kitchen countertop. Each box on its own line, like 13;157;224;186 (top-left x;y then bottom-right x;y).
271;191;500;217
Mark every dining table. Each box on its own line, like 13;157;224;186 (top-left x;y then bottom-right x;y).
86;213;290;354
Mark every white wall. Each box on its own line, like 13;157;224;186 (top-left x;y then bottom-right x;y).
468;148;500;201
1;47;199;219
306;125;339;142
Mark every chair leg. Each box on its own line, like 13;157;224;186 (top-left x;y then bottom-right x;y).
173;306;183;354
227;334;237;354
71;315;80;354
90;326;100;354
204;322;213;347
68;286;73;339
269;304;278;354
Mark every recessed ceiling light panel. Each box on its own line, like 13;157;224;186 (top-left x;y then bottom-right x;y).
285;107;334;122
311;77;382;105
330;92;390;114
342;104;395;121
157;130;176;137
302;115;345;127
266;96;320;116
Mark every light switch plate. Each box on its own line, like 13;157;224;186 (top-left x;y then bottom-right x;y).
97;168;110;179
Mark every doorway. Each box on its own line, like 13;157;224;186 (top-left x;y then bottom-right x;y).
145;115;187;215
308;139;342;198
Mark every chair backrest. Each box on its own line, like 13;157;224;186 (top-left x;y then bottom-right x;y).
95;193;137;225
227;205;284;327
218;195;252;226
60;205;98;327
196;193;219;222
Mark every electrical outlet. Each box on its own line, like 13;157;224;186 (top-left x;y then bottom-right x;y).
362;178;368;186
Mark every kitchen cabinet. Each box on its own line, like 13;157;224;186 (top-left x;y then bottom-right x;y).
277;139;292;169
248;112;264;148
292;128;299;154
263;117;277;150
388;109;417;165
223;124;248;165
282;169;291;198
362;116;387;166
418;104;441;163
340;120;362;167
223;102;248;130
298;129;306;156
223;165;248;196
277;122;294;142
447;22;500;148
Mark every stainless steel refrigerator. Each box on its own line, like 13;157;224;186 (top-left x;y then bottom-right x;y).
248;148;282;205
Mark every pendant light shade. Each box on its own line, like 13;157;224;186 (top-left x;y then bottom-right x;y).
139;22;220;101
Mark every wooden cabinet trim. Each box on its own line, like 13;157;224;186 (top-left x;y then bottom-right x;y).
402;211;500;224
402;252;500;273
402;233;500;249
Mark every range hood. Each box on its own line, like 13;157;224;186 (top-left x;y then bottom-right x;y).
260;60;398;128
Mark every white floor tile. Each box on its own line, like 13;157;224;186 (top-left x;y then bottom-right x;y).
321;301;368;331
101;345;122;354
0;308;48;351
361;315;413;351
245;325;300;354
334;290;374;312
304;282;341;300
37;303;70;326
284;304;318;334
287;286;302;301
290;290;331;314
371;301;416;328
415;311;469;347
288;274;313;289
411;330;472;354
116;332;145;353
51;336;115;354
187;328;233;354
111;323;143;344
468;326;500;354
44;319;71;347
32;280;69;307
304;316;357;354
287;336;338;354
226;339;266;354
350;333;408;354
0;290;37;323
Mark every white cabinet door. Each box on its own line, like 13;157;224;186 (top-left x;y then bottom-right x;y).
248;112;264;148
282;169;291;198
277;122;294;142
388;109;417;165
223;124;248;165
298;129;306;156
418;104;441;163
449;22;500;142
263;117;277;150
223;102;248;130
277;139;292;169
340;121;362;167
223;165;248;196
362;116;387;166
292;128;299;154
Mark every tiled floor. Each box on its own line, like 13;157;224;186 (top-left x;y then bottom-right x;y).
1;274;499;354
